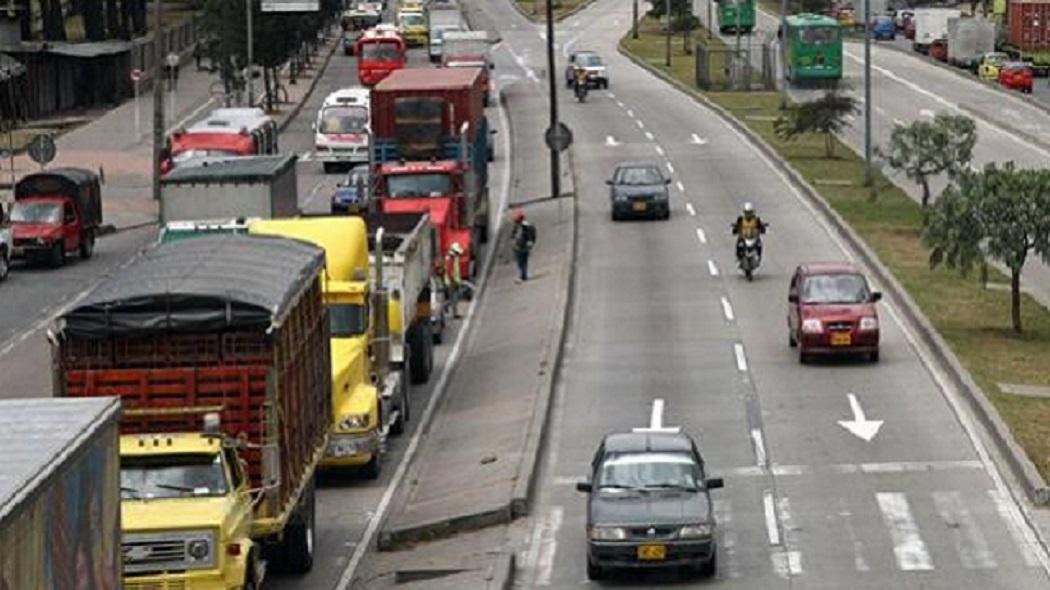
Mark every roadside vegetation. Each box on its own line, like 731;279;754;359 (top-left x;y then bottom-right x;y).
514;0;593;21
622;16;1050;481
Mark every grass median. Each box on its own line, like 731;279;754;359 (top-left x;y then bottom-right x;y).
514;0;592;20
623;16;1050;482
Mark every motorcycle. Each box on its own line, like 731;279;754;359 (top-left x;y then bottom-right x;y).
738;237;762;281
573;75;589;102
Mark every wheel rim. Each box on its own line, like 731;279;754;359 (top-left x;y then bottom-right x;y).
0;255;7;278
305;515;314;557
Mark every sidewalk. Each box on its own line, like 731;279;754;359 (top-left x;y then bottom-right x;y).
354;79;576;587
4;30;339;232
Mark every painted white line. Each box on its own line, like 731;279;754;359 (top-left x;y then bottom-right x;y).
607;92;616;99
989;489;1041;567
334;85;515;590
893;118;905;127
636;119;645;129
649;398;665;429
534;506;564;586
733;343;747;372
721;297;735;321
686;203;696;217
840;509;870;572
776;497;804;576
605;135;620;147
626;108;634;117
919;108;936;118
876;492;934;571
655;145;665;156
713;500;742;579
750;428;765;467
695;227;706;241
645;130;654;141
932;491;996;569
763;491;780;545
690;132;708;145
616;100;625;108
676;181;685;193
832;460;984;474
707;259;719;276
665;161;674;174
166;96;217;135
302;180;327;208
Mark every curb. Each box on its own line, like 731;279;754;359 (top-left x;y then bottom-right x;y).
487;550;516;590
278;31;340;134
618;39;1050;508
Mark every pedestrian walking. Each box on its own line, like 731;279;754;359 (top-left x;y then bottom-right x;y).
446;242;464;318
511;209;536;282
193;41;204;71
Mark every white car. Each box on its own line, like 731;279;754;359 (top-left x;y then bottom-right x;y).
314;88;371;173
0;203;12;281
565;50;609;89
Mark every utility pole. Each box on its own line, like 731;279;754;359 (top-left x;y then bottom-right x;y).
778;0;787;108
633;0;639;39
152;0;164;207
246;0;254;107
735;0;742;88
665;0;671;66
707;0;712;41
545;0;560;200
863;0;872;185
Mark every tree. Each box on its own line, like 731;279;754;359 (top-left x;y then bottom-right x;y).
773;92;859;158
41;0;68;41
81;0;107;41
923;163;1050;333
876;113;977;207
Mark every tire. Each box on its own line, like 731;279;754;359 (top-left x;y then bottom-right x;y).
390;368;410;435
243;554;260;590
322;162;334;174
79;231;95;260
479;221;489;244
276;477;316;573
699;553;717;578
869;350;880;363
361;451;382;479
611;209;620;221
586;557;604;581
788;330;797;348
745;268;753;281
408;322;432;384
49;241;65;268
799;348;809;365
0;248;8;282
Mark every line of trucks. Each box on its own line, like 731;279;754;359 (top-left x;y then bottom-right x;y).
0;57;495;589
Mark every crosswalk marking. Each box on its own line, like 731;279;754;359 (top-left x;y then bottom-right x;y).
838;506;870;572
932;491;997;569
713;499;742;579
877;492;934;571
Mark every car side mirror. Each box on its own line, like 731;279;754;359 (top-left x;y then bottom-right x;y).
706;477;724;490
788;294;799;303
871;291;882;302
576;481;592;493
489;62;495;70
605;179;613;185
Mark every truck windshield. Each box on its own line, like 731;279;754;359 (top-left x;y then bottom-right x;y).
319;106;369;134
172;148;242;163
799;26;839;44
361;42;403;61
330;303;368;337
10;201;61;224
387;173;452;198
121;453;229;500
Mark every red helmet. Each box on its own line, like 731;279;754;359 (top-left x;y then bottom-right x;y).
512;209;525;222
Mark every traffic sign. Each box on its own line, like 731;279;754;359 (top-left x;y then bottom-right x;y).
544;122;573;152
130;68;144;82
27;134;56;166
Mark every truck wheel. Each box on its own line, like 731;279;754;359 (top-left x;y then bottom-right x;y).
362;451;382;479
409;322;432;384
391;373;410;435
323;162;334;174
79;231;95;260
276;476;316;573
479;221;489;244
243;552;260;590
49;242;65;268
0;248;8;281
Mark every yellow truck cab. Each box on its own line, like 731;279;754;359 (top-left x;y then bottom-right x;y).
120;431;259;590
250;217;406;478
397;4;429;47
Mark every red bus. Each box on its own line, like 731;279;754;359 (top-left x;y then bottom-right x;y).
355;26;407;86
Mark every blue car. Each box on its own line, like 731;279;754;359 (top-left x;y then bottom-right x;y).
872;15;895;40
330;164;371;214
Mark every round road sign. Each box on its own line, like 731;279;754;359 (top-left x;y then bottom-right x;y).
544;122;573;153
27;134;56;166
130;68;144;82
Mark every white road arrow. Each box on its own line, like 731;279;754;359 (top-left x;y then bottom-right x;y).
605;135;621;147
837;393;883;442
690;133;708;146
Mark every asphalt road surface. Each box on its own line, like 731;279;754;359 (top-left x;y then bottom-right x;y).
478;0;1050;587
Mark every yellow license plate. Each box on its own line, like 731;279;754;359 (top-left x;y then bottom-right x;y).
830;332;852;346
633;202;647;211
637;544;666;561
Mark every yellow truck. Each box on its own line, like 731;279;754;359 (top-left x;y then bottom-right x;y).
250;216;413;478
53;235;332;589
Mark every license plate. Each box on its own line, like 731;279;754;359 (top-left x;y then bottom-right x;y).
632;202;647;212
637;544;666;560
830;332;851;346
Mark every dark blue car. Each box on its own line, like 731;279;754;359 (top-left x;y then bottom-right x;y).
872;15;895;40
330;164;371;214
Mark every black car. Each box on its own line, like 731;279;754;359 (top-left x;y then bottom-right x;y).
330;164;371;214
607;162;671;220
576;430;724;580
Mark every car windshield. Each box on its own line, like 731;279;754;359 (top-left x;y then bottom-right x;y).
599;452;702;490
615;166;663;185
361;42;402;61
120;453;229;500
800;273;870;304
576;54;602;66
986;53;1007;64
330;303;368;337
800;26;839;44
319;106;369;134
874;16;892;25
10;201;61;224
387;173;452;198
172;148;241;163
400;13;425;25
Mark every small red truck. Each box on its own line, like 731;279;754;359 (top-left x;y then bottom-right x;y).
10;167;103;267
370;67;491;279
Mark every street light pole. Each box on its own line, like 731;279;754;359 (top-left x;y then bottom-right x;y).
665;0;671;66
152;0;164;206
863;0;872;185
246;0;254;107
778;0;787;109
545;0;560;200
707;0;712;41
633;0;639;39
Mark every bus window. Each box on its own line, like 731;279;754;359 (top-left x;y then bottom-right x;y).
800;26;838;44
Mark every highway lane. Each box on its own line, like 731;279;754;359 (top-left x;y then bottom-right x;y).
478;0;1050;586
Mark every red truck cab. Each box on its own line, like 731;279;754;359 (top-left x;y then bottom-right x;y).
11;168;103;267
355;27;407;86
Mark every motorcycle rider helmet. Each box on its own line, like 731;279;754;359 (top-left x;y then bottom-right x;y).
512;208;525;222
743;202;755;218
448;242;464;256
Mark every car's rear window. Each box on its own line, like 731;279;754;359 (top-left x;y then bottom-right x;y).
800;273;870;304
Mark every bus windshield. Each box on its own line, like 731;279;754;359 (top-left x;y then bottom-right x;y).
361;41;403;61
319;106;369;134
799;26;839;44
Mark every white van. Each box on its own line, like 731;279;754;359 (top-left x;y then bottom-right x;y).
314;88;371;173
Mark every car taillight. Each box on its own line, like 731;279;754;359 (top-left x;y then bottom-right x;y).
227;543;242;556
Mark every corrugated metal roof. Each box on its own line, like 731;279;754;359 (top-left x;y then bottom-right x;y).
161;154;297;184
0;397;120;524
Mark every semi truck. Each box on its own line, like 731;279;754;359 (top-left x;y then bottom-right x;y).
248;216;410;477
912;7;961;53
428;2;464;62
947;16;996;69
159;154;299;226
370;67;491;281
0;397;122;590
52;235;332;588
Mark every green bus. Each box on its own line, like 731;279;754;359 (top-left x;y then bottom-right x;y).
716;0;755;34
783;14;843;84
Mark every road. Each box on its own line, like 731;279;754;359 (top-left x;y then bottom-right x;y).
479;0;1050;587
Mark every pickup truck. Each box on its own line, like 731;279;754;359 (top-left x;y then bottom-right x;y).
10;168;103;267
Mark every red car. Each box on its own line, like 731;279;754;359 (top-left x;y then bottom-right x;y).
999;62;1033;94
787;262;882;363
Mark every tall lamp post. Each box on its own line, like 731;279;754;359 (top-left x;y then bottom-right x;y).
863;0;873;186
246;0;254;107
665;0;671;66
152;0;164;206
633;0;639;39
778;0;787;108
545;0;560;200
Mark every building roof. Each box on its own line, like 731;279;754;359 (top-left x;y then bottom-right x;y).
161;154;297;184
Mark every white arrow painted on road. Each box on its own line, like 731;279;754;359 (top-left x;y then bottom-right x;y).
605;135;620;147
838;393;883;442
690;133;708;146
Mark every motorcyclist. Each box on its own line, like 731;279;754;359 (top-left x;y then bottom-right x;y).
731;202;767;261
573;66;589;97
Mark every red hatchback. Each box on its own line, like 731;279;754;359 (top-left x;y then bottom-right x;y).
999;62;1033;94
787;262;882;363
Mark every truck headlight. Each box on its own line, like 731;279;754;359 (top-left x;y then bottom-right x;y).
679;523;714;538
801;319;823;334
589;526;628;541
339;414;369;430
859;317;879;331
187;539;211;561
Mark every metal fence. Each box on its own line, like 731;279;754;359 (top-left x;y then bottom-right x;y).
695;38;776;92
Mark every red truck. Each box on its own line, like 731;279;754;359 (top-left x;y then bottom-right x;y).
10;168;103;267
370;67;491;279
